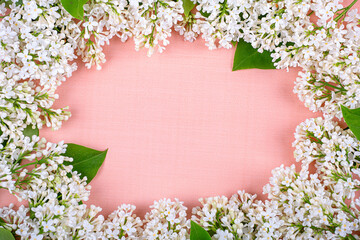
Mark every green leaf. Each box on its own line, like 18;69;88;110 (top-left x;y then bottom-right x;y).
0;228;15;240
60;0;89;20
0;0;23;7
0;129;3;145
62;143;107;183
345;234;357;240
182;0;195;17
23;125;39;138
190;221;212;240
341;105;360;141
199;9;211;18
0;125;38;149
232;39;276;71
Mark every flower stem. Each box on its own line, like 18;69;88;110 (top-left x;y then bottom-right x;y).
334;0;359;22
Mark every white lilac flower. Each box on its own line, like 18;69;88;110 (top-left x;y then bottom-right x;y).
142;198;190;239
0;0;74;133
272;3;360;118
192;191;259;239
75;0;133;70
1;0;360;239
0;136;107;239
129;0;184;56
102;204;142;239
262;163;360;239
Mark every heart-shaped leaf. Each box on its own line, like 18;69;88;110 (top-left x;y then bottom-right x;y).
190;221;212;240
341;105;360;141
182;0;195;17
0;228;15;240
60;0;89;20
233;39;276;70
62;143;107;183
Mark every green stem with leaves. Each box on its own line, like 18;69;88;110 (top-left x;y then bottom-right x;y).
334;0;359;22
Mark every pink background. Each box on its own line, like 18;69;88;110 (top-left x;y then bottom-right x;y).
0;35;320;216
44;36;317;216
3;1;360;216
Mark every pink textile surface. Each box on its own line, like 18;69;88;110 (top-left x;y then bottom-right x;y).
47;34;319;216
8;16;360;216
